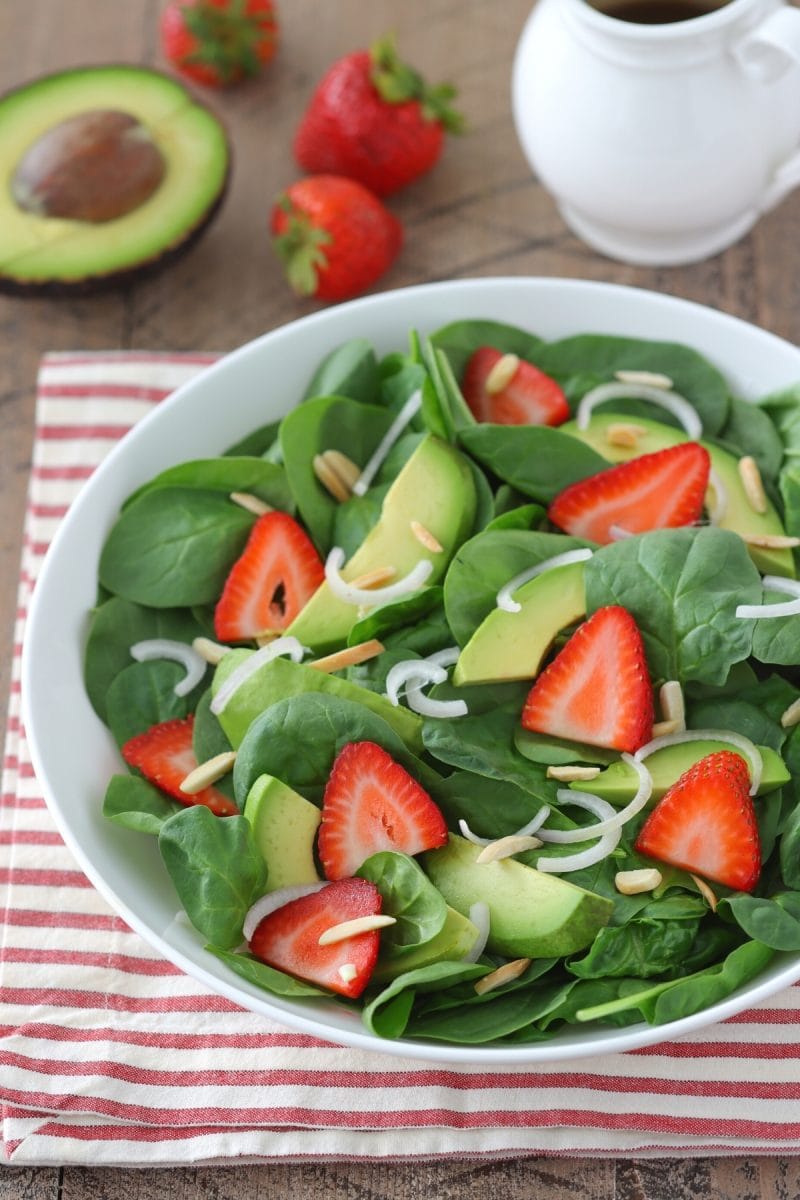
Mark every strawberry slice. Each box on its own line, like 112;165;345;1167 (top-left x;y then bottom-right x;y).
318;741;448;880
121;716;237;817
214;510;324;643
635;751;761;892
249;877;383;998
548;442;710;544
461;346;569;426
521;606;653;753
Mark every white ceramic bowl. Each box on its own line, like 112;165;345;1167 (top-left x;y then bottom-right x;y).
22;277;800;1064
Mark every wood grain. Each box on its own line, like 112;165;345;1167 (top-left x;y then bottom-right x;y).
2;0;800;1192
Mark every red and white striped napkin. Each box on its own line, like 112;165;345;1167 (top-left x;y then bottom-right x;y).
4;351;800;1167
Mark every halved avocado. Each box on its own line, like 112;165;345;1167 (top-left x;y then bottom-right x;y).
0;66;230;292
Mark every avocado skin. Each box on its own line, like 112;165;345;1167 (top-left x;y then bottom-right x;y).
422;834;612;959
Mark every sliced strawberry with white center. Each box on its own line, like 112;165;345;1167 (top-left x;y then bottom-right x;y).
121;716;237;817
635;750;761;892
521;605;654;753
214;510;325;643
248;877;383;998
318;741;448;880
548;441;710;544
461;346;569;426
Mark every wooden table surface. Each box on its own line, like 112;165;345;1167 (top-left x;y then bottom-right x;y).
3;0;800;1195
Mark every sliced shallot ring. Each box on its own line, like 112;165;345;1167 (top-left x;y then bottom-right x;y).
243;883;327;942
536;790;620;872
385;659;446;707
325;546;433;606
458;819;491;846
496;548;594;613
425;645;461;669
463;901;490;963
609;524;633;541
706;467;728;524
458;804;550;848
536;755;652;843
130;638;206;698
576;383;702;440
634;728;762;796
352;390;423;496
405;679;468;719
736;575;800;621
210;636;306;715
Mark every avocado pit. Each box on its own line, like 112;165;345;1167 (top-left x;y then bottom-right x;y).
12;109;166;224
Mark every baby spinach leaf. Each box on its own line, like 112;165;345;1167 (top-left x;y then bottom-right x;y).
362;961;488;1039
585;527;761;685
714;396;784;482
303;337;379;404
105;660;204;747
567;917;701;980
420;340;476;439
458;424;608;503
647;940;773;1024
159;806;267;950
102;774;180;834
434;771;549;839
123;457;293;513
346;587;443;648
224;420;282;458
719;893;800;950
430;318;545;382
357;851;447;950
206;947;327;997
750;581;800;667
686;698;785;751
332;484;389;557
99;487;254;608
411;986;553;1043
193;690;236;802
485;504;545;532
780;798;800;889
515;728;617;766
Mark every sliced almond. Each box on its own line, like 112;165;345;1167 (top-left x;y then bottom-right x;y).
741;533;800;549
313;453;351;503
658;680;685;730
781;698;800;729
192;636;230;665
180;750;238;795
230;491;272;517
614;369;673;389
615;868;663;895
546;764;602;782
410;520;444;554
651;718;682;738
738;456;768;516
349;566;397;590
605;422;646;448
318;914;397;946
308;639;384;674
475;834;543;864
485;352;520;395
691;873;718;911
474;958;531;996
322;449;361;491
338;963;358;984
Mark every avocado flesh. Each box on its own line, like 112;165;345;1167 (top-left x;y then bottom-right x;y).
573;740;789;807
422;834;612;959
371;905;480;984
287;435;478;653
243;774;322;891
0;66;229;290
560;412;794;578
212;650;423;753
453;561;586;685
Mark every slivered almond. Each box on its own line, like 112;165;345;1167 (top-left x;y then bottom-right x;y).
781;698;800;729
605;422;646;448
615;868;662;895
614;369;673;389
485;352;520;395
659;680;685;730
411;520;443;553
322;449;361;491
691;873;718;911
738;456;768;515
474;958;531;995
741;533;800;549
192;636;230;665
652;718;682;737
546;765;602;782
349;566;397;590
318;914;397;945
230;491;272;517
338;963;358;983
475;834;543;864
313;453;351;503
308;639;384;673
180;750;237;795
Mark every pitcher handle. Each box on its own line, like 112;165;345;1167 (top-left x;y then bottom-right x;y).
733;7;800;211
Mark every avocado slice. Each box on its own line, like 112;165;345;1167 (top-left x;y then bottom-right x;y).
422;834;612;958
574;740;789;807
212;650;423;753
371;905;480;984
453;560;586;685
0;66;229;292
243;774;321;891
560;411;795;578
287;435;478;653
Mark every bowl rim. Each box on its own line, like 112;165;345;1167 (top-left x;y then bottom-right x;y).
21;274;800;1065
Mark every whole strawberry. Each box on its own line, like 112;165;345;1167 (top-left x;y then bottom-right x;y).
293;36;463;196
161;0;278;88
271;175;403;302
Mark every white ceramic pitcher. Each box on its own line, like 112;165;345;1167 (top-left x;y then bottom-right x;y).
512;0;800;264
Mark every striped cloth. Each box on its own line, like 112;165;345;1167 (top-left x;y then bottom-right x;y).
3;351;800;1166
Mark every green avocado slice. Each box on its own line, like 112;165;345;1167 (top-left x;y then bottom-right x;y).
560;411;795;578
371;906;480;984
243;774;321;891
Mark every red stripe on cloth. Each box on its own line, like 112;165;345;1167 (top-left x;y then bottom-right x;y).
1;949;181;976
0;796;46;810
2;909;130;932
634;1039;800;1059
0;831;65;846
37;383;169;403
2;988;242;1015
0;868;91;889
29;504;70;519
0;1022;328;1051
31;466;96;481
41;352;218;368
36;425;139;441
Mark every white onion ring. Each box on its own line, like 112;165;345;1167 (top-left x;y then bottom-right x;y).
736;575;800;621
385;659;446;707
458;819;491;846
536;755;652;843
458;804;550;848
325;546;433;607
634;728;762;796
609;524;633;541
385;649;469;718
352;390;423;496
496;549;594;613
536;792;621;874
463;902;490;963
425;646;461;669
576;383;702;440
706;467;728;524
210;636;305;715
243;883;327;942
405;681;468;719
130;638;207;698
